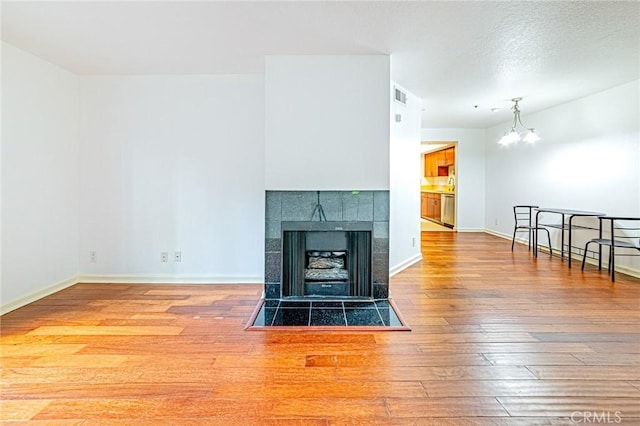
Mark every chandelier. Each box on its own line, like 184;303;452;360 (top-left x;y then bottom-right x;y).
498;97;540;146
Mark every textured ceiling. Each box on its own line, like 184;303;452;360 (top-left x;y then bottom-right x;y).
2;1;639;128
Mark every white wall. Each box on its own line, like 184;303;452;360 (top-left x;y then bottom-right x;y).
485;80;640;271
79;75;265;282
421;128;487;231
265;55;390;190
486;80;639;231
389;83;422;274
1;42;80;309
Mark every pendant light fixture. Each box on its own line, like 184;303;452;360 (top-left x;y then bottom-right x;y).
498;97;540;146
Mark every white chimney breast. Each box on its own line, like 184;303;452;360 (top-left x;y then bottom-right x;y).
265;55;391;190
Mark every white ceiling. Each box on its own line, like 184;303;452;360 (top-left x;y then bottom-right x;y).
2;1;639;128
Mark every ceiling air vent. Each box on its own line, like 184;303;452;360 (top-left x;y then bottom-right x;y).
394;87;407;105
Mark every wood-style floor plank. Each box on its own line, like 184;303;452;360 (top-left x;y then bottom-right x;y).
26;325;184;336
482;352;585;366
421;379;640;397
385;397;509;418
0;400;52;421
1;232;639;423
528;365;640;381
497;396;640;418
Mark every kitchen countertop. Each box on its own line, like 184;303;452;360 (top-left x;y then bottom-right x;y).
421;188;455;195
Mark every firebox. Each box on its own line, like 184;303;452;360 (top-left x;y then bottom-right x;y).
281;221;373;299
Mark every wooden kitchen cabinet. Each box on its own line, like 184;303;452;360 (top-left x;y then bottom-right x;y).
433;195;441;222
445;147;455;166
425;148;455;178
422;192;441;222
424;154;436;177
421;193;429;218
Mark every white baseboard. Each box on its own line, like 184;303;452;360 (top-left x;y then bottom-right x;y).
390;253;423;277
4;238;636;316
456;228;487;233
615;264;640;279
77;274;263;284
1;274;263;315
1;275;78;315
483;229;640;279
575;254;640;279
484;229;512;240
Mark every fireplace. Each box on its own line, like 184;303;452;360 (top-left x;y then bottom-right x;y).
264;190;389;301
281;221;372;298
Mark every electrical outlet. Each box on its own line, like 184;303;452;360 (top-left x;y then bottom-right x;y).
174;251;182;262
494;218;499;226
89;251;97;263
161;252;168;263
412;237;416;247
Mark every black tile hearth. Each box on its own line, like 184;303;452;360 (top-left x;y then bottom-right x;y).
310;308;346;326
272;308;310;326
312;301;342;308
343;301;377;309
344;307;384;326
248;299;408;329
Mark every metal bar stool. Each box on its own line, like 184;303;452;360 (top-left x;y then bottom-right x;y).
581;216;640;282
512;205;552;255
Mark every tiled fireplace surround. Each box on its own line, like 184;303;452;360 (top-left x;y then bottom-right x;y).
264;190;390;300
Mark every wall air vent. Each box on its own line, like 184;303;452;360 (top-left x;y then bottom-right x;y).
394;87;407;105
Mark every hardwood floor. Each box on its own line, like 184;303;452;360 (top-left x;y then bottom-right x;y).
2;232;639;424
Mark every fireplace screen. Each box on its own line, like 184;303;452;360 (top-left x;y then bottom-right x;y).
281;222;372;298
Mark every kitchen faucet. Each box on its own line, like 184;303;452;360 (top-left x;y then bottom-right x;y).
447;176;455;191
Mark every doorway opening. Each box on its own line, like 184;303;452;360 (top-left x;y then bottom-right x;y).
420;141;457;232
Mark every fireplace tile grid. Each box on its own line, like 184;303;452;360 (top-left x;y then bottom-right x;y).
246;298;409;329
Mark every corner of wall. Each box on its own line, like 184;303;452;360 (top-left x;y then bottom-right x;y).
1;275;79;315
